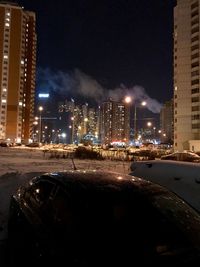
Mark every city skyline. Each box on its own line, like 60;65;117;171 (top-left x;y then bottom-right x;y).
17;0;176;107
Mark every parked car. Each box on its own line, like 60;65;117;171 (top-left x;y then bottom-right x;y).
129;159;200;212
8;170;200;266
25;142;40;147
161;151;200;162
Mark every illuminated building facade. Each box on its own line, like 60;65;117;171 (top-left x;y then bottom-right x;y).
58;99;100;144
174;0;200;151
0;1;36;143
100;99;130;145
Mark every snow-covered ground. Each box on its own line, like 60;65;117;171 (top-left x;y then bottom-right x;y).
0;147;132;266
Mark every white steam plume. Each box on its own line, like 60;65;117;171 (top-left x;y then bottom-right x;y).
37;68;163;113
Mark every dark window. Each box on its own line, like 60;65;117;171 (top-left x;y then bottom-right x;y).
191;26;199;34
191;44;199;51
192;106;199;111
192;88;199;94
192;61;199;68
191;17;199;26
191;35;199;42
191;79;199;85
192;96;199;102
192;123;200;129
191;10;198;18
191;70;199;77
191;53;199;60
191;1;198;10
192;114;200;120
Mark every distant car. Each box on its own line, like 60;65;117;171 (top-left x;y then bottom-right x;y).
25;142;40;147
161;151;200;162
7;170;200;266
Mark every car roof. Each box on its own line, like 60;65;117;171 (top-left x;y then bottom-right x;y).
30;170;168;197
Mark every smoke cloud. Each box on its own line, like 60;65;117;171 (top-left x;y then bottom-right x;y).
36;67;163;113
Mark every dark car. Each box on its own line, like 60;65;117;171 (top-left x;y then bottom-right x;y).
25;142;40;147
161;151;200;162
7;170;200;266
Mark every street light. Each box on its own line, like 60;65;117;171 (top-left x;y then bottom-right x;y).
125;97;147;143
38;106;43;144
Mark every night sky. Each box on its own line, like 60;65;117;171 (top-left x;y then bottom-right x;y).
17;0;176;112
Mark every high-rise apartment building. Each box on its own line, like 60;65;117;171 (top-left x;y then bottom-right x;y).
58;99;100;144
174;0;200;151
100;99;130;145
0;1;36;143
160;99;173;144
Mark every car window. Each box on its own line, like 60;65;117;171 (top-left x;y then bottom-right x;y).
167;155;177;160
51;187;73;224
24;180;55;210
46;185;200;265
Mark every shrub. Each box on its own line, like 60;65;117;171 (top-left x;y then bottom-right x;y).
74;147;103;160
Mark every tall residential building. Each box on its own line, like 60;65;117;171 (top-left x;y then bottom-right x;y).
160;99;173;144
0;1;36;143
100;99;130;145
174;0;200;151
58;99;100;144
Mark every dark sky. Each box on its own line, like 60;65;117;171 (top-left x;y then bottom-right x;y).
18;0;176;106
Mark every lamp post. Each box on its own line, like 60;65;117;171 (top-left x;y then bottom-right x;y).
125;97;146;144
38;106;43;144
135;101;146;141
71;116;74;144
84;117;88;135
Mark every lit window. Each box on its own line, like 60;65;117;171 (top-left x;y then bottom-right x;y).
21;60;24;65
2;99;6;103
5;23;10;27
3;55;8;59
5;18;10;22
3;88;7;92
6;12;10;16
19;102;23;106
175;86;177;91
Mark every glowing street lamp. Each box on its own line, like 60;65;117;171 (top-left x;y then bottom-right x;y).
147;121;152;127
